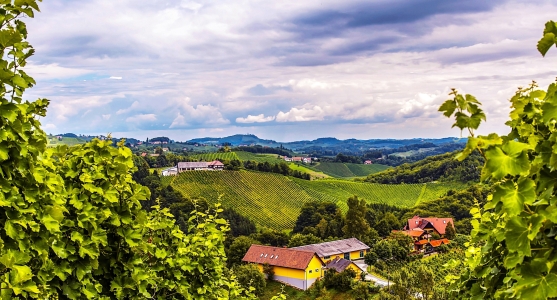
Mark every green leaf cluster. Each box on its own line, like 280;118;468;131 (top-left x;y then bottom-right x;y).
0;1;256;299
441;29;557;298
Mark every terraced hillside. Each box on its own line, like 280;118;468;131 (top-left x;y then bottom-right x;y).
313;162;390;177
165;170;462;230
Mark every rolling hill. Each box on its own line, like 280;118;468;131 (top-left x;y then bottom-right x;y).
311;162;390;178
164;170;463;230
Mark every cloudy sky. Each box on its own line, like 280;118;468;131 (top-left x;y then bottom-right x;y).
25;0;557;142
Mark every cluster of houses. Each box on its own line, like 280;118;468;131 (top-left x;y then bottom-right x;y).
242;215;453;290
282;156;313;163
161;160;225;176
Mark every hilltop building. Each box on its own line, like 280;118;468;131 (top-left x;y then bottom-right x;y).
242;245;325;290
292;238;370;263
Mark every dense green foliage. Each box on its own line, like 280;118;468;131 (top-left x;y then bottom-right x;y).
292;201;344;237
233;145;293;157
366;150;483;184
439;27;557;298
233;264;267;296
378;250;464;300
166;171;459;230
0;3;255;298
242;160;311;180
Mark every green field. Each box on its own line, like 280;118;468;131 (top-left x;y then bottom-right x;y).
312;162;390;177
166;170;461;230
47;137;86;147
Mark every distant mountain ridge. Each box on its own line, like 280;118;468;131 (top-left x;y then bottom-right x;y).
188;134;465;149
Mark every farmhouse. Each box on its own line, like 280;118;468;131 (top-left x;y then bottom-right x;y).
177;160;225;172
292;157;303;162
283;156;293;162
403;215;454;237
292;238;370;263
325;258;366;280
242;245;325;290
364;160;372;164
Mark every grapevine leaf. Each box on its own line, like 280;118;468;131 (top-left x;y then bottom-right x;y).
505;216;530;255
515;265;557;299
482;141;532;180
494;179;536;215
438;100;457;117
537;32;556;57
0;143;8;161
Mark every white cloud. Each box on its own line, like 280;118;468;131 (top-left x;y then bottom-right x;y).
169;100;229;128
102;114;111;120
116;101;140;115
236;114;275;123
126;114;157;123
109;76;123;80
276;106;326;122
43;123;57;130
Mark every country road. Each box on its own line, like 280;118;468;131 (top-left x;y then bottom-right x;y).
354;262;389;287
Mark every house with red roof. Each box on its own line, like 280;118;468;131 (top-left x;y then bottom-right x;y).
242;245;325;290
404;215;454;237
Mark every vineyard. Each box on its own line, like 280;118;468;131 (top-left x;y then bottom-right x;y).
345;163;390;176
312;162;390;177
166;170;458;230
234;151;284;163
188;152;240;161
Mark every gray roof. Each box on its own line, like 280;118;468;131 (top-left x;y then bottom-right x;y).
325;258;364;273
292;238;369;257
178;162;209;168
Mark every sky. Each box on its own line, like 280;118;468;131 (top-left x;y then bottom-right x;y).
24;0;557;142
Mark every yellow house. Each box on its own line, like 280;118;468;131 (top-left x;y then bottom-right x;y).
292;238;370;263
242;244;325;290
325;257;366;280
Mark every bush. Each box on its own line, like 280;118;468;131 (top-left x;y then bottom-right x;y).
233;264;267;296
263;262;275;280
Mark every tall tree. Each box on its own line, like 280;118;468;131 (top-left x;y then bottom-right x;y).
343;196;371;242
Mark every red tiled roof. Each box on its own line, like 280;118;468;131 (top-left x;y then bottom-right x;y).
242;245;323;270
405;215;454;235
415;240;429;245
208;160;224;166
402;229;426;238
428;239;450;247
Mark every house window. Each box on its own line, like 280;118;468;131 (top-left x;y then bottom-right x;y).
315;268;319;272
309;270;312;274
275;255;278;259
344;253;350;260
324;256;330;259
443;220;446;224
359;251;364;258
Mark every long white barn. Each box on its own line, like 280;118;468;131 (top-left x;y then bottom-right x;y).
177;161;225;172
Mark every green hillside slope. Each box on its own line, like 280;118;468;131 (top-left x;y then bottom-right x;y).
165;170;461;230
366;150;483;184
189;152;240;161
313;162;390;177
345;163;390;176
